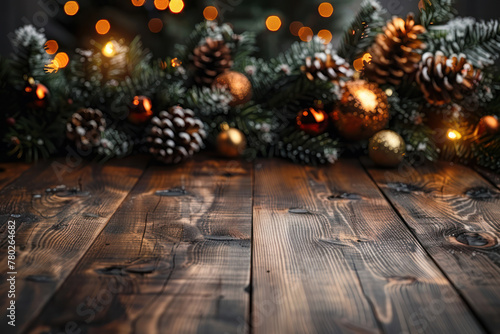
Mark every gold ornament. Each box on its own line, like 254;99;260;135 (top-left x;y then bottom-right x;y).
216;123;247;158
212;71;252;106
475;115;499;137
369;130;406;167
331;80;389;140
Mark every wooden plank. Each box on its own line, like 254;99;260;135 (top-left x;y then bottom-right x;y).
363;159;500;334
252;159;483;334
27;159;253;334
0;157;148;333
476;167;500;189
0;162;31;191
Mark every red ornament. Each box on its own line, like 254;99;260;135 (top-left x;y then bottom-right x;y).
475;115;499;137
296;107;329;135
6;117;16;127
24;78;50;109
128;96;153;125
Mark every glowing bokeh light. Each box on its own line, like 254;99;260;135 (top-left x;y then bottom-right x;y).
102;41;117;57
148;18;163;33
169;0;184;13
298;27;313;42
96;20;111;35
64;1;79;16
54;52;69;68
318;2;334;18
44;40;58;55
154;0;169;10
289;21;303;36
266;15;282;32
317;29;332;44
447;129;462;140
171;58;182;67
131;0;145;6
203;6;218;21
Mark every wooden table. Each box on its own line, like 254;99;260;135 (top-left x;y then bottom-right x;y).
0;156;499;334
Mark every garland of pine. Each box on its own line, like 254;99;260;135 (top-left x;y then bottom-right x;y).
1;0;500;171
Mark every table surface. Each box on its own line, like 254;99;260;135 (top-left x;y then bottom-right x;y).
0;156;499;334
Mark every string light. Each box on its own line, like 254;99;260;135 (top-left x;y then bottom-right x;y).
96;20;111;35
447;129;462;140
148;18;163;33
318;2;334;18
44;40;58;55
54;52;69;68
169;0;184;13
289;21;303;36
317;30;332;44
203;6;218;21
131;0;145;6
298;27;313;42
171;58;182;67
266;16;282;32
102;41;117;57
154;0;169;10
64;1;79;16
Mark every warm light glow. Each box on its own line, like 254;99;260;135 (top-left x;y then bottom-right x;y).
203;6;218;20
102;41;117;57
131;0;145;6
318;2;334;18
353;53;372;72
362;52;372;63
169;0;184;13
309;108;325;122
353;88;378;111
447;129;462;140
54;52;69;68
36;86;46;100
64;1;79;16
266;15;282;32
298;27;313;42
96;20;111;35
148;18;163;33
289;21;303;36
171;58;182;67
44;40;58;55
317;29;332;44
154;0;169;10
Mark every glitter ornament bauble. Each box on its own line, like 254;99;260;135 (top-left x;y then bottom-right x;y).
475;115;499;137
296;107;329;135
216;124;247;158
24;77;50;109
369;130;406;167
212;71;252;106
128;96;153;125
331;80;389;141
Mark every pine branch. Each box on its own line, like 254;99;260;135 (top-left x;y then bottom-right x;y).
419;0;456;28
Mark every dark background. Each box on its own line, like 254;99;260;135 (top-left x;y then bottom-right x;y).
1;0;499;58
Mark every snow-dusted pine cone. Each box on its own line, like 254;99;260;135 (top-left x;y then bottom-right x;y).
147;106;206;164
416;52;482;106
364;14;426;86
301;52;353;83
66;108;106;150
190;38;233;86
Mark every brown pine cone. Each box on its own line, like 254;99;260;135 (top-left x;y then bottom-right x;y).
364;14;426;86
66;108;106;151
416;52;482;106
301;52;353;83
190;38;233;86
147;106;206;164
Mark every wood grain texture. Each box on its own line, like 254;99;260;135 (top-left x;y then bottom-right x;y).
0;162;30;191
363;159;500;333
476;167;500;189
0;157;147;334
252;159;483;334
28;159;253;334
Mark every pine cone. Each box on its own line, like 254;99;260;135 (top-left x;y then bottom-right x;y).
364;14;426;86
66;108;106;150
190;38;233;86
416;52;482;106
301;52;353;83
147;106;206;164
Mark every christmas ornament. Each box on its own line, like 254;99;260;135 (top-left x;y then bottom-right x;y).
331;80;390;140
475;115;500;137
364;14;426;86
416;52;482;106
212;71;252;106
6;117;16;127
127;96;153;125
191;37;233;86
147;106;206;164
66;108;106;151
296;106;329;135
301;52;353;83
216;123;247;158
24;77;50;109
369;130;406;167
